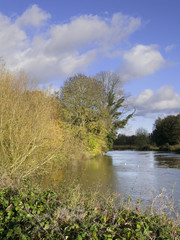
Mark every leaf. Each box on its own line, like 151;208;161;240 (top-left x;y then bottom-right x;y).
137;223;141;229
77;235;83;240
44;223;49;230
93;231;98;240
21;234;28;240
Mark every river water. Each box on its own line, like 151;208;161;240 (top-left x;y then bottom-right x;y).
105;151;180;210
43;150;180;211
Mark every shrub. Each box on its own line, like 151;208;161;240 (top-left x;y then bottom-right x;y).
0;184;179;239
0;67;63;183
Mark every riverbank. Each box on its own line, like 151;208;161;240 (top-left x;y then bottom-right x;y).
113;144;160;151
113;144;180;153
0;183;180;239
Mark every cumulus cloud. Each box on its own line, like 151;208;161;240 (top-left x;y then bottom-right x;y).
0;5;141;82
135;89;154;105
16;4;50;27
0;13;27;56
129;86;180;116
119;44;165;82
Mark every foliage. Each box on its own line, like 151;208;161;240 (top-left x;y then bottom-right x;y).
58;72;134;153
0;67;63;182
114;115;180;151
114;131;152;150
106;89;133;149
114;134;136;146
0;184;179;239
96;71;134;149
59;74;109;155
151;114;180;146
135;128;150;150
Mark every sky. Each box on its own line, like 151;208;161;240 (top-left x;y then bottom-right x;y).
0;0;180;135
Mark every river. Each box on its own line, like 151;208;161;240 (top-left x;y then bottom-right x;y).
43;150;180;211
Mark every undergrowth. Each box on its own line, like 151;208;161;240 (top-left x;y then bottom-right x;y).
0;181;180;239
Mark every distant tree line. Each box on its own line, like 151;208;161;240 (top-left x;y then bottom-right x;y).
114;114;180;151
151;114;180;147
114;128;151;150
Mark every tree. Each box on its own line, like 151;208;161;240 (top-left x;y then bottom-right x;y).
59;74;109;155
135;128;150;149
152;114;180;146
114;134;129;145
59;72;134;153
96;71;134;148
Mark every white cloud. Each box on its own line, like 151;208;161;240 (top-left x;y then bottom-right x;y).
58;50;97;76
152;86;180;111
0;13;27;56
16;4;50;27
119;44;165;82
129;86;180;116
135;89;154;105
0;6;141;82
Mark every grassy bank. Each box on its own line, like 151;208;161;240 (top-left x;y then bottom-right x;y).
0;182;179;239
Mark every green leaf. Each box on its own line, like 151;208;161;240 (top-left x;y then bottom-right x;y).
77;235;83;240
21;234;28;240
137;223;141;229
93;231;98;240
44;223;49;230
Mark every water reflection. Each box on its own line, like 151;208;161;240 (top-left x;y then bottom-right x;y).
154;152;180;168
41;150;180;211
63;155;117;193
41;155;117;193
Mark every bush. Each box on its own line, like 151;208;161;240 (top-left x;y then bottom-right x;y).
0;67;63;182
159;143;172;151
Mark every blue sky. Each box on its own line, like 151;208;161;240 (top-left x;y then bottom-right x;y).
0;0;180;135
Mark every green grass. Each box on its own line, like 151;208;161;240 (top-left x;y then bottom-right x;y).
0;182;180;239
